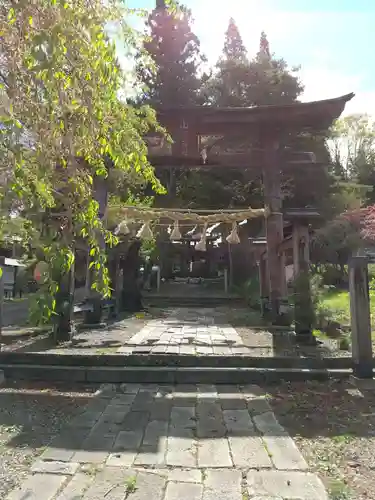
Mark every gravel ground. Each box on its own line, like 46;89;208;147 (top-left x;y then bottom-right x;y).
267;378;375;500
1;309;166;354
237;325;352;358
0;381;97;498
224;307;352;358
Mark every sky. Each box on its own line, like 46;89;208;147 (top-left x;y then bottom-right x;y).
125;0;375;116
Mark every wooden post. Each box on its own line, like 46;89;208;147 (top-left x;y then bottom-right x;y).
0;266;3;352
294;235;315;342
262;136;286;321
293;223;310;278
299;225;310;263
12;266;18;299
258;257;269;317
224;268;228;293
292;224;300;278
349;256;373;378
228;242;233;289
280;251;288;296
156;265;161;293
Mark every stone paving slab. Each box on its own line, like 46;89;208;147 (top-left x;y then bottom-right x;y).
55;472;94;500
247;470;328;499
5;382;327;500
31;460;79;476
253;412;308;470
119;308;250;356
6;473;67;500
203;469;242;500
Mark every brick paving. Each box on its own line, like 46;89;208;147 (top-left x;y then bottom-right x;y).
117;308;252;356
6;383;327;500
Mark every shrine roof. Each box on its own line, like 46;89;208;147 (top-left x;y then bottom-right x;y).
156;93;354;132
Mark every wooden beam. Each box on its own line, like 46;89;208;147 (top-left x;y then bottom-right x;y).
150;157;326;170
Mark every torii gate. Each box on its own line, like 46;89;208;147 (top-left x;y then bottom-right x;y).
146;93;354;320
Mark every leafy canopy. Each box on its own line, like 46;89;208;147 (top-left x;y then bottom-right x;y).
0;0;164;322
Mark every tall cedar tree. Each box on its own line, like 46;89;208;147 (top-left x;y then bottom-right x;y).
203;17;248;107
248;31;303;105
193;31;334;213
203;29;303;107
223;18;247;62
136;1;204;106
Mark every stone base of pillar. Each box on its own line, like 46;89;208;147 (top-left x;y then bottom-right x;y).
295;332;319;346
121;289;144;313
84;297;103;326
353;361;373;379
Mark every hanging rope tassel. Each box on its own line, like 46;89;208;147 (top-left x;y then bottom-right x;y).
187;224;200;239
137;221;154;240
115;220;130;236
226;221;240;244
170;220;182;241
195;223;208;252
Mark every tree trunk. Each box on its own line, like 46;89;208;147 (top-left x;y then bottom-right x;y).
121;240;143;312
54;260;75;343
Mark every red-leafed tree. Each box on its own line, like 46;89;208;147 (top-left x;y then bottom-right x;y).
361;206;375;241
311;208;370;283
341;206;374;239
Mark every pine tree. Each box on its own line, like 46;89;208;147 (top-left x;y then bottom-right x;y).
136;1;204;107
222;18;247;63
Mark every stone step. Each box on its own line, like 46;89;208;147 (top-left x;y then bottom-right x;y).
143;296;245;308
0;363;351;384
0;351;353;369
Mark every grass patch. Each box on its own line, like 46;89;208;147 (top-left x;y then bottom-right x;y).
319;290;351;326
331;432;357;444
125;476;137;495
328;479;352;499
318;287;375;329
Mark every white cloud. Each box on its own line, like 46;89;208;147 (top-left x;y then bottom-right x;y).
191;2;310;63
300;65;375;116
121;2;375;117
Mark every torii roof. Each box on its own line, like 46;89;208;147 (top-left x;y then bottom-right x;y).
156;93;354;134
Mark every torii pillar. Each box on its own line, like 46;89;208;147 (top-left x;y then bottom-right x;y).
261;134;286;321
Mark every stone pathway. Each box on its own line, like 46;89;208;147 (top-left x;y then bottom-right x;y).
6;383;327;499
117;308;250;356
